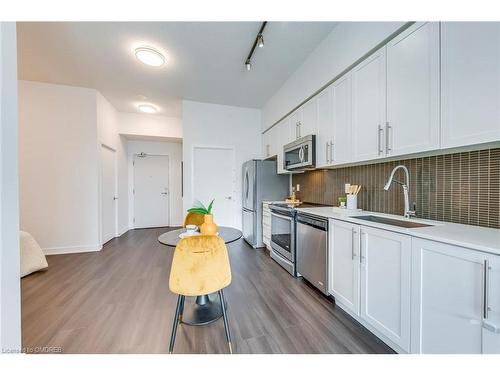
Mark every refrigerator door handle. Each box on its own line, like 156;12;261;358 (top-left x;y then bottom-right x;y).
244;169;249;201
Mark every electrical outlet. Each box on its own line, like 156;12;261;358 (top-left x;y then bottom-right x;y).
296;184;300;192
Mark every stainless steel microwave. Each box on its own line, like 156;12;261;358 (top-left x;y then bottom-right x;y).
283;134;316;171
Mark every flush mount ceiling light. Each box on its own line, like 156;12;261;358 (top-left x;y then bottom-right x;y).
138;104;157;114
134;46;166;67
244;22;267;71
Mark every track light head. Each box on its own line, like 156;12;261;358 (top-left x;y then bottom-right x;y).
257;34;264;48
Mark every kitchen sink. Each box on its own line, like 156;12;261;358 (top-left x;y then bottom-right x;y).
351;215;434;228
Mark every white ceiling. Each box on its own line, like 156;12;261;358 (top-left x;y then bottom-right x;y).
17;22;337;117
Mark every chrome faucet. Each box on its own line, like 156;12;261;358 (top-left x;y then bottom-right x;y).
383;165;415;219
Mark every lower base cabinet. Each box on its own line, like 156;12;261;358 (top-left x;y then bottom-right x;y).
411;238;500;354
329;220;360;317
360;226;411;353
329;220;411;353
328;220;500;353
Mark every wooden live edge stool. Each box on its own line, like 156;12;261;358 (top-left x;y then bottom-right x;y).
168;235;233;354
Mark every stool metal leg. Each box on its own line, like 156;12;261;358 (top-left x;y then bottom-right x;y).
169;295;184;354
179;294;185;323
218;289;233;354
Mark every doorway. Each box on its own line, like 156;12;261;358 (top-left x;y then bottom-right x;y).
192;146;235;227
101;144;117;244
133;154;170;228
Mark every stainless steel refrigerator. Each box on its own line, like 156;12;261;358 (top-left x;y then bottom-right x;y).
242;159;289;248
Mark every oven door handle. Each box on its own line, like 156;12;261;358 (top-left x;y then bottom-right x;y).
271;212;293;221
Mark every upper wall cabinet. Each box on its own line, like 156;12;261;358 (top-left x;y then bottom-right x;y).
441;22;500;148
386;22;440;156
300;98;318;137
316;86;333;168
331;72;353;165
352;47;387;162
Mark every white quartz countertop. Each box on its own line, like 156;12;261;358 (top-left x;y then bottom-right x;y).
296;207;500;256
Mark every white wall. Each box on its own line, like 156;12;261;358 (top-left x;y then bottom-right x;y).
182;100;261;230
262;22;407;130
118;112;182;140
0;22;21;352
127;140;183;227
19;81;101;254
97;93;128;236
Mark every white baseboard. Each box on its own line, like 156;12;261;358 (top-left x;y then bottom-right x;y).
43;244;102;256
117;226;129;236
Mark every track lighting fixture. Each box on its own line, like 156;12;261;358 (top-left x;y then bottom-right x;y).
244;22;267;71
257;34;264;48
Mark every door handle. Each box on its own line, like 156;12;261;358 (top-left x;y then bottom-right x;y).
484;260;491;319
385;122;392;153
377;125;384;156
351;228;357;260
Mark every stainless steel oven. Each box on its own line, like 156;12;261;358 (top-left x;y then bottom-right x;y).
269;205;296;276
283;134;316;171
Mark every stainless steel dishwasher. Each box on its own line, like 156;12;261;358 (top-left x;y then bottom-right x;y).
296;213;328;295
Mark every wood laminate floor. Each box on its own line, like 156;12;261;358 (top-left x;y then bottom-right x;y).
22;227;393;354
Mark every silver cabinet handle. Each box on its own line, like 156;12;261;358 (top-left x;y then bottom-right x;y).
378;125;384;155
326;142;330;163
484;260;491;319
386;122;392;153
296;122;299;139
330;140;334;163
351;228;357;260
113;196;118;200
297;121;302;138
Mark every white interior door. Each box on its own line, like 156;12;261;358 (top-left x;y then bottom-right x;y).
192;147;235;227
101;145;117;243
134;154;169;228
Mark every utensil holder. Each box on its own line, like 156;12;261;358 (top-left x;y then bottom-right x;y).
346;194;357;210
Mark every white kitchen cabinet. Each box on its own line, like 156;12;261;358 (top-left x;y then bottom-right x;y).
386;22;440;156
331;73;353;165
262;124;280;159
262;129;271;159
300;97;317;137
329;219;360;317
441;22;500;148
316;86;333;167
411;238;500;354
352;47;387;162
360;226;411;352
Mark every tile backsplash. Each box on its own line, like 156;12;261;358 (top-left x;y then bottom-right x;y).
292;147;500;229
